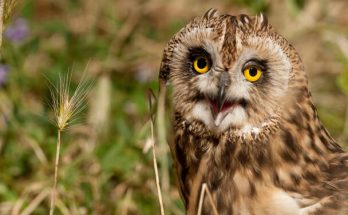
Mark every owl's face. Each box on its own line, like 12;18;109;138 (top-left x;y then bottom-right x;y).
160;9;305;134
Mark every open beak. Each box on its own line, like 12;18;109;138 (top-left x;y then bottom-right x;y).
204;72;247;126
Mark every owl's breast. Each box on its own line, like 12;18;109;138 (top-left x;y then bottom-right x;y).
171;113;348;215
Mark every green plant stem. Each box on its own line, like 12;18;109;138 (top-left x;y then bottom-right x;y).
157;82;170;191
49;129;62;215
151;119;165;215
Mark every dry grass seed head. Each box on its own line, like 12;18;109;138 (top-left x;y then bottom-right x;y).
50;72;92;131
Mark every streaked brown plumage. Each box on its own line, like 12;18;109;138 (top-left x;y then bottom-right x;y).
159;9;348;215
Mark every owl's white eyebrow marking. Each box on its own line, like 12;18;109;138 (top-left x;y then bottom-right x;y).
247;36;291;74
196;73;218;95
226;81;251;101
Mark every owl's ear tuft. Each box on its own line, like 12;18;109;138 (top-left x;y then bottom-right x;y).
203;8;219;20
256;13;268;30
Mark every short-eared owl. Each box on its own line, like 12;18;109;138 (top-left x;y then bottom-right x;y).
159;9;348;215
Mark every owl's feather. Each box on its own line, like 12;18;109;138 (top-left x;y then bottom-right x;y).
160;9;348;215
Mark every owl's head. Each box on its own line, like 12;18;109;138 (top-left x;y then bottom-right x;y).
159;9;307;134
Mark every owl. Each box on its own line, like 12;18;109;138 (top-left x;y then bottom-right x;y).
158;9;348;215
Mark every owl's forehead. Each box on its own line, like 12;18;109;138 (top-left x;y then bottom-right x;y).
175;13;272;68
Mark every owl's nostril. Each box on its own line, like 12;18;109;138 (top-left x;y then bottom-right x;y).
219;71;230;86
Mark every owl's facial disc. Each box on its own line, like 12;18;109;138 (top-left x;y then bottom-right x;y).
165;14;293;134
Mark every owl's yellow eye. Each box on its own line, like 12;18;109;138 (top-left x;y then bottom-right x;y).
243;66;262;82
193;56;210;74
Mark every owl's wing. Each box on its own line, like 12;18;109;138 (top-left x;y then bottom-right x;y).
306;152;348;214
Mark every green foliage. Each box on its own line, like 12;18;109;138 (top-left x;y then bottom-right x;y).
3;0;18;26
232;0;269;13
338;67;348;95
287;0;306;15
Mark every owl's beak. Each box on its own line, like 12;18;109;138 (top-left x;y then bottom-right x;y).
206;72;236;123
207;72;246;125
217;72;229;112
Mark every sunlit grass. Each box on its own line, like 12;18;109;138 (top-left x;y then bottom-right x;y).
0;0;18;48
148;89;165;215
50;73;92;131
48;72;92;215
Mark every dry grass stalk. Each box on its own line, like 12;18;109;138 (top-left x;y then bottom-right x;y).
120;189;133;215
0;0;4;48
21;188;50;215
56;199;71;215
12;198;24;215
188;158;206;215
197;183;219;215
157;81;170;192
196;183;206;215
188;157;219;215
49;129;61;215
50;73;91;130
3;0;17;25
21;134;48;166
0;0;18;48
148;89;165;215
48;72;92;215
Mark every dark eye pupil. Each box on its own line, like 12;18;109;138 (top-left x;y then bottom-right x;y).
197;58;207;69
249;67;258;76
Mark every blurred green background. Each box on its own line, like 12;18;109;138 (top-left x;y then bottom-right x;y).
0;0;348;214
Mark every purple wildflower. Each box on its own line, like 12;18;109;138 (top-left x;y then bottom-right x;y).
134;63;155;83
0;64;9;86
4;18;29;43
